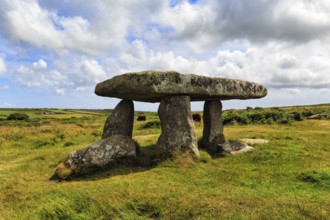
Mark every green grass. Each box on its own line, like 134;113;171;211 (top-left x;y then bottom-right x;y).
0;105;329;219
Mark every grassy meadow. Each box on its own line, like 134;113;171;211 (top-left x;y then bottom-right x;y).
0;105;329;219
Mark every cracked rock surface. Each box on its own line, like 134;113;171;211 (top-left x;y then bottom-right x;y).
54;135;136;178
157;95;199;156
95;70;267;102
102;100;134;139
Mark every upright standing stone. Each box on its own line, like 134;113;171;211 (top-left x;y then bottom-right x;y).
157;95;199;156
202;100;225;152
102;100;134;139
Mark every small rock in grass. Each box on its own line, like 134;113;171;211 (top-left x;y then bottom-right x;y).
219;140;254;154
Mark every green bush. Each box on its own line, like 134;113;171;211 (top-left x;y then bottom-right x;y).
302;110;314;117
7;112;29;121
291;112;303;121
247;113;264;122
142;121;161;129
223;114;247;125
279;119;291;125
264;111;283;121
222;108;297;125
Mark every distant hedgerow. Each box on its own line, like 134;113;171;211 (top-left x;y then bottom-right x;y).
7;113;29;121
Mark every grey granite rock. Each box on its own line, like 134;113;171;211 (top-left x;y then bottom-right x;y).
95;70;267;102
54;135;136;179
219;140;254;154
157;95;199;156
202;100;225;151
102;100;134;139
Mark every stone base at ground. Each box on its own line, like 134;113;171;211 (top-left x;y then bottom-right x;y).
157;95;199;157
53;135;136;179
202;100;225;151
219;140;254;154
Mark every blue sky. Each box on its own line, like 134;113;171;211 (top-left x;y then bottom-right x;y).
0;0;329;110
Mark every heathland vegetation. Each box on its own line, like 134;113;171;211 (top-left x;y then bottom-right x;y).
0;104;329;219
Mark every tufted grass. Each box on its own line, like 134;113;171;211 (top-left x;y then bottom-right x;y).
0;105;329;219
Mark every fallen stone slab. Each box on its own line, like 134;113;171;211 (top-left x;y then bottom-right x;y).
95;70;267;102
240;138;269;145
219;140;254;154
53;135;136;179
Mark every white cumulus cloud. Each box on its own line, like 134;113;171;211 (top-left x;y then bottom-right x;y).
0;55;6;74
0;0;329;108
33;59;47;69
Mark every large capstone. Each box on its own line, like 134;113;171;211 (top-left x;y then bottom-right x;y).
202;100;225;151
95;70;267;102
102;100;134;139
157;95;199;156
53;135;136;179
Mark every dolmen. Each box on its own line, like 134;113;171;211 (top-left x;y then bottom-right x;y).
54;70;267;179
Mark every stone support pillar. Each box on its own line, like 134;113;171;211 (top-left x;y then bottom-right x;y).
102;100;134;139
202;100;225;152
157;95;199;156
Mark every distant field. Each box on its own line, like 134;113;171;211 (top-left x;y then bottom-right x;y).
0;104;329;219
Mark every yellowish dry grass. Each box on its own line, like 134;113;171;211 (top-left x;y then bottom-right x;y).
0;107;329;219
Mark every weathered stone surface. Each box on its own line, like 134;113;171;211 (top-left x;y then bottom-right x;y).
95;70;267;102
54;135;136;179
102;100;134;139
219;140;254;154
240;138;269;145
202;100;225;151
157;95;199;156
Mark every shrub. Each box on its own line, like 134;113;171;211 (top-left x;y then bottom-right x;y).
264;111;283;121
192;113;201;122
223;114;247;125
291;112;303;121
7;113;29;121
142;121;161;129
247;113;264;122
279;119;291;125
222;115;236;125
302;110;313;117
137;115;146;121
